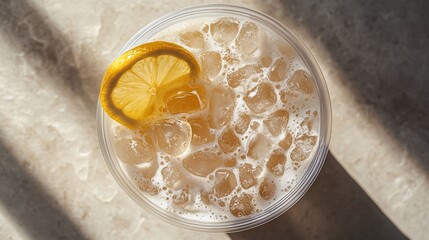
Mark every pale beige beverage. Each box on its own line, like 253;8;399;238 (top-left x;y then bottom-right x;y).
110;17;320;221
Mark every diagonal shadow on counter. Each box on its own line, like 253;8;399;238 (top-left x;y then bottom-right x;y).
0;1;98;239
229;152;407;240
276;0;429;173
0;137;90;240
0;0;98;114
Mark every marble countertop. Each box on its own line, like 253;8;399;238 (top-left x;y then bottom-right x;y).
0;0;428;239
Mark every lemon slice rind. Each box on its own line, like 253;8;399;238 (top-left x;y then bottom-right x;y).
100;41;200;129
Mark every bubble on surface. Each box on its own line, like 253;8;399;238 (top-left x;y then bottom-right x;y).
250;121;260;131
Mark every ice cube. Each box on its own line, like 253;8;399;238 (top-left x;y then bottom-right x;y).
278;132;293;150
299;117;313;133
155;119;191;155
218;129;241;153
210;17;239;43
259;178;276;200
266;150;287;176
200;190;212;205
263;110;289;136
260;55;272;68
288;70;314;94
217;200;226;207
235;113;251;134
137;157;159;179
161;164;184;189
188;117;215;146
202;24;209;33
235;22;259;55
173;186;190;206
166;92;202;114
290;146;308;161
279;90;297;103
223;48;240;65
114;135;156;165
165;84;207;114
227;64;262;88
277;42;295;60
244;83;277;114
239;163;257;189
137;179;159;196
224;157;237;167
182;151;223;177
254;165;263;176
269;58;289;82
229;193;254;217
208;86;235;129
247;134;271;160
296;134;318;152
214;169;237;198
179;31;205;49
200;51;222;79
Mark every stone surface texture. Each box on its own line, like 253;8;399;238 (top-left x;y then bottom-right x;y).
0;0;427;239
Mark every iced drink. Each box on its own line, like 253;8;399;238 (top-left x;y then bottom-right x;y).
104;16;320;221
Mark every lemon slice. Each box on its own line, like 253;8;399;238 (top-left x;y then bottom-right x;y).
100;41;200;128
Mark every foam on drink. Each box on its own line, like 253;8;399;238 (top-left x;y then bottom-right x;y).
110;17;320;221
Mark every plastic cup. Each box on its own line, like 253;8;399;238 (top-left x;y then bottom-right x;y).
97;4;331;233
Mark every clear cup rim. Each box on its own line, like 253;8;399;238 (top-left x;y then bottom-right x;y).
97;3;332;233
